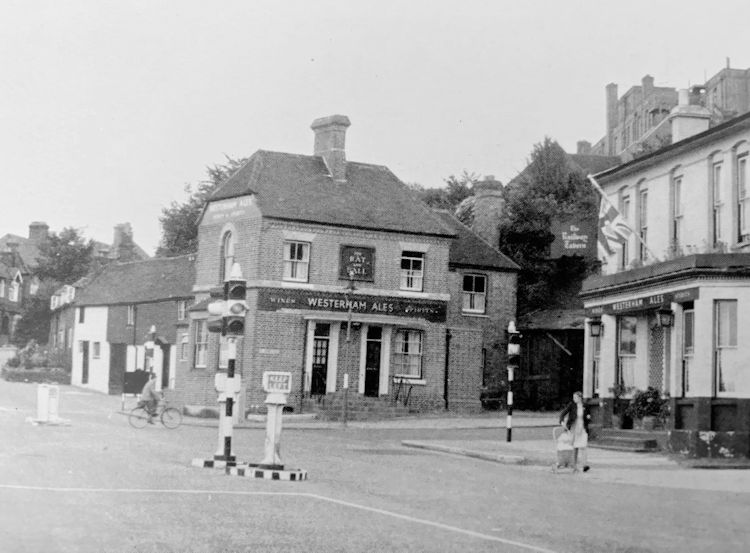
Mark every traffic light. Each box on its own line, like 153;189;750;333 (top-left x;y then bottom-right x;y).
207;298;226;334
223;263;247;336
507;321;521;381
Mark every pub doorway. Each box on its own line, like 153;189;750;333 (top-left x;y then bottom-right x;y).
364;326;382;397
311;323;330;395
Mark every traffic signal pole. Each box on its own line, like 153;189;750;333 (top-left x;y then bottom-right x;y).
506;321;520;443
193;262;247;469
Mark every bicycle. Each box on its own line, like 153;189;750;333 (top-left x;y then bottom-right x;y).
128;399;183;429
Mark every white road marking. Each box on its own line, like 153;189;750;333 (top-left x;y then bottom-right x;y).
0;484;559;552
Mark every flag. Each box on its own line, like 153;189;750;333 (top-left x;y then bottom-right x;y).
598;197;632;257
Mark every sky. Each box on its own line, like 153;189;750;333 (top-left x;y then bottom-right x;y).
2;0;750;255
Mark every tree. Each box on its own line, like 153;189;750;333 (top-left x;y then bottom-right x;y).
498;137;599;314
157;155;248;257
34;227;95;284
13;281;58;346
14;228;95;346
408;171;478;211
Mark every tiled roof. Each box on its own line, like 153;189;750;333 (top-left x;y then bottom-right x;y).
517;307;586;330
567;154;622;176
75;255;195;306
431;210;519;272
209;151;456;238
0;260;13;280
0;234;40;269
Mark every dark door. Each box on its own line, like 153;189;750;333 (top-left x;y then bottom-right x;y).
311;323;330;395
81;341;89;384
161;343;170;389
364;326;382;397
109;344;127;395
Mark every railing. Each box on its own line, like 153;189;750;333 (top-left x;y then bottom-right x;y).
391;376;413;407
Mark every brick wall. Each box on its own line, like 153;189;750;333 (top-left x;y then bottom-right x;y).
446;269;517;411
181;199;520;415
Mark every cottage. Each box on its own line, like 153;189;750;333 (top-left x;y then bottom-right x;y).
49;256;195;394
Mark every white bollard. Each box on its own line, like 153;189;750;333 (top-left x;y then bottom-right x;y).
37;384;50;422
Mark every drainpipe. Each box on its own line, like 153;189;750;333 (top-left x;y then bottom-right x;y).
299;321;308;414
444;329;452;410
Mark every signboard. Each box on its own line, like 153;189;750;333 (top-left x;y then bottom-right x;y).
339;246;375;281
549;218;596;259
262;371;293;394
204;196;255;224
258;288;447;322
585;287;700;316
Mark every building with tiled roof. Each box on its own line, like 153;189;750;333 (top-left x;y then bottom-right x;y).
179;115;519;417
48;255;194;394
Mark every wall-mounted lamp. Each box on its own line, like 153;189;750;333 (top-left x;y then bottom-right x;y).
657;308;674;328
589;317;603;338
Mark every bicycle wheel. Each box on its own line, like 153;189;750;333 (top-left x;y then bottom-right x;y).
160;407;182;429
128;407;149;429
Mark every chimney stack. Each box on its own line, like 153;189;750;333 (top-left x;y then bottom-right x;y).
641;75;654;96
577;140;592;155
28;221;49;243
112;223;137;261
605;83;619;155
311;115;351;183
472;176;504;250
5;241;20;267
669;89;711;143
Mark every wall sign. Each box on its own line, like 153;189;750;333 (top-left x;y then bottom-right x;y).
204;196;254;224
585;287;700;316
258;288;447;322
339;246;375;281
549;218;596;259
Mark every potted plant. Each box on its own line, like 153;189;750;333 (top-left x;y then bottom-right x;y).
608;383;634;429
625;387;668;430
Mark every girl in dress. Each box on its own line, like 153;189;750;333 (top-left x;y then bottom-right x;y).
559;391;592;472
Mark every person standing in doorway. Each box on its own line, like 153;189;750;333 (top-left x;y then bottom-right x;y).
559;391;591;472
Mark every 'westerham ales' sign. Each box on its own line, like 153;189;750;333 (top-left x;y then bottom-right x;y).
549;218;596;259
258;288;447;322
204;196;254;224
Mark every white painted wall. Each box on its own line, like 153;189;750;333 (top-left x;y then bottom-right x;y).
71;306;109;394
600;131;750;273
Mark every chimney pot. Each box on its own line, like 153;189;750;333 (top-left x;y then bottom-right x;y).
311;115;351;183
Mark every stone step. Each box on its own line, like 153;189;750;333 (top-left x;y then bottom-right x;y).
599;429;666;440
592;435;659;452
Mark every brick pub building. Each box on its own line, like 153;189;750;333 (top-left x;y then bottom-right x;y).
177;115;518;416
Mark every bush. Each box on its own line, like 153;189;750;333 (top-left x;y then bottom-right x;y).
625;387;668;419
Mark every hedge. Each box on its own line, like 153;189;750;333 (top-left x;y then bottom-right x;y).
1;367;71;385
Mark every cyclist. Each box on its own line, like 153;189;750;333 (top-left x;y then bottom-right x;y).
139;372;162;424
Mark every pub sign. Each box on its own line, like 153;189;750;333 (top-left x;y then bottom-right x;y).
339;245;375;281
549;217;596;259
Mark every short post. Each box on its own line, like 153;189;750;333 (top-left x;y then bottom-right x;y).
260;371;292;469
342;373;349;427
506;321;521;443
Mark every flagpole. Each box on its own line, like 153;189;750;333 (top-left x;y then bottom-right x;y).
587;174;660;261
